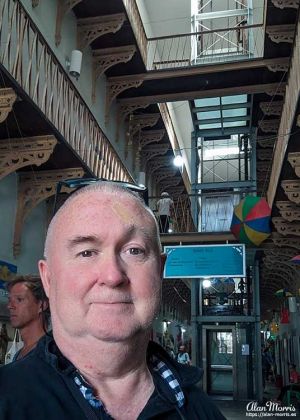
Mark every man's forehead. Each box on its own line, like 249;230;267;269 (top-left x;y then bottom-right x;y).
9;283;29;294
60;191;150;223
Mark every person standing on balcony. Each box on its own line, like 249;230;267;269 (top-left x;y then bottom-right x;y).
156;191;174;233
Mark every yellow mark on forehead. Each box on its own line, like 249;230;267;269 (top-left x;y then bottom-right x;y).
111;200;140;223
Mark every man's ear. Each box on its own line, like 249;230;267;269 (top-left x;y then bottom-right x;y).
38;300;48;314
38;259;50;298
160;253;167;277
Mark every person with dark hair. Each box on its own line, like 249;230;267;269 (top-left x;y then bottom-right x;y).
0;182;225;419
6;275;49;361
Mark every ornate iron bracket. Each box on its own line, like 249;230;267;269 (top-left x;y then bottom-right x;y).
0;135;57;180
77;13;126;50
13;167;84;256
92;46;136;102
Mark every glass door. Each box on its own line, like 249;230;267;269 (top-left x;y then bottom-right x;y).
203;325;237;398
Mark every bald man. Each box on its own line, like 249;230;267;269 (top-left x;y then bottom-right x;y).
0;182;225;420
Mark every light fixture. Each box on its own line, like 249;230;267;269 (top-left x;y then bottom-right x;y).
66;50;82;80
173;153;184;167
203;279;212;288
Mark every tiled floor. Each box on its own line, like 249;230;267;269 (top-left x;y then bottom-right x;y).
214;381;300;419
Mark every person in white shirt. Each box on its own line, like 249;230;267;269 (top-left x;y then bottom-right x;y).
177;345;191;365
156;192;174;233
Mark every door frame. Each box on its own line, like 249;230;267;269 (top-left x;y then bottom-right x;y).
202;324;237;399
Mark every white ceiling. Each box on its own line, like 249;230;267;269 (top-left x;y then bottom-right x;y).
137;0;191;38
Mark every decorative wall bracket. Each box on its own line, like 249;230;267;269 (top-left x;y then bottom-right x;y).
116;100;150;141
259;101;283;116
0;88;17;123
264;247;296;260
13;167;84;256
257;161;271;172
272;217;300;236
125;113;161;158
118;101;151;123
147;155;172;175
272;233;300;249
164;186;185;197
288;152;300;177
139;129;165;149
153;169;177;184
257;148;273;161
55;0;82;46
106;78;143;123
92;46;136;102
281;179;300;204
127;113;160;138
77;13;126;50
276;200;300;221
266;24;295;44
267;63;289;72
141;143;170;164
257;136;276;148
258;119;280;133
264;84;286;96
0;135;57;180
257;171;270;182
159;177;181;191
271;0;300;9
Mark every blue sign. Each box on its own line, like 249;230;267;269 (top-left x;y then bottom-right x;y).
164;244;245;278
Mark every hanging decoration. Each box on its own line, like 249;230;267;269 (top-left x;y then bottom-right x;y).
274;289;293;297
290;255;300;264
280;307;290;324
230;196;271;246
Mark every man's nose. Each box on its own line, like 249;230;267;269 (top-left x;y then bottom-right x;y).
7;301;15;310
96;252;128;287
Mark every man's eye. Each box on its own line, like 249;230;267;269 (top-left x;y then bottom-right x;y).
79;250;95;257
128;248;144;255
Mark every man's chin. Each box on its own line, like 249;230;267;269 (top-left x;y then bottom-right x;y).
89;325;147;343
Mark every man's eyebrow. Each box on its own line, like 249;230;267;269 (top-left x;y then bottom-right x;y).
67;235;101;250
126;224;156;245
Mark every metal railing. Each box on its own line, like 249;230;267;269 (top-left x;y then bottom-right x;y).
149;195;197;234
149;191;250;235
147;24;264;70
0;0;131;182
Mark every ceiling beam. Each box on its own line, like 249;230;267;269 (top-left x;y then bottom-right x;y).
117;83;283;105
109;57;289;83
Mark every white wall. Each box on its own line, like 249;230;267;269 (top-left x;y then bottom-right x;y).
0;173;46;274
137;0;191;38
0;173;46;317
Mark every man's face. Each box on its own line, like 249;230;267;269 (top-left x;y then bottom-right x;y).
7;283;42;329
39;191;164;343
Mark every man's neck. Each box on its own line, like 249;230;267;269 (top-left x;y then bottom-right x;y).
20;322;45;347
54;331;155;419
